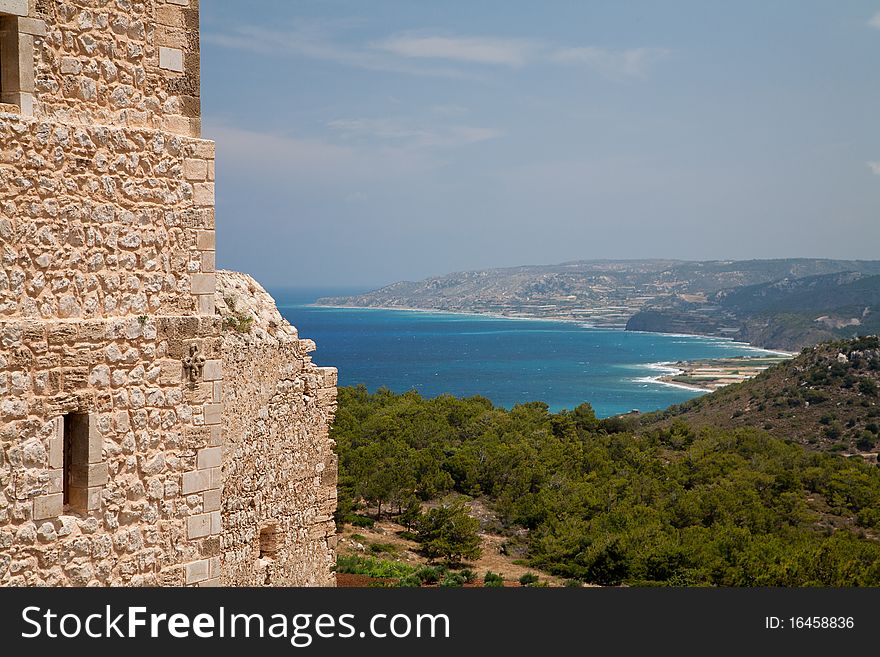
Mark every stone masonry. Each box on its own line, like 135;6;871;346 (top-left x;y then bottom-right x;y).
0;0;337;586
217;271;336;586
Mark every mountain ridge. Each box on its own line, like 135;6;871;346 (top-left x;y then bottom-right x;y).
317;258;880;350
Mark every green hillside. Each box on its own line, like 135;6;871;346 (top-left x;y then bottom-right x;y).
333;355;880;586
643;336;880;457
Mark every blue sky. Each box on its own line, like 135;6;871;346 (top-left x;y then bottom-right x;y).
201;1;880;287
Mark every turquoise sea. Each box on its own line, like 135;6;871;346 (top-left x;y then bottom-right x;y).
272;288;781;418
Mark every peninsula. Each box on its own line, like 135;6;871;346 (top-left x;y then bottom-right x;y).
317;258;880;352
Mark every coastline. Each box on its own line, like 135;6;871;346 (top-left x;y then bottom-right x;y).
639;354;794;392
309;301;796;355
633;362;708;393
307;301;794;395
306;302;600;327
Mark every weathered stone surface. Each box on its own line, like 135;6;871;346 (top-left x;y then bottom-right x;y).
0;1;335;589
217;271;337;586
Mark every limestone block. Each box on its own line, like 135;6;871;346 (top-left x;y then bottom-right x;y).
201;251;215;273
203;488;221;512
0;0;27;16
156;25;188;49
185;558;209;584
182;469;211;494
193;183;214;206
196;230;215;250
210;511;221;535
203;403;222;425
191;273;215;295
33;494;63;521
48;417;63;468
70;462;108;488
198;294;215;316
183;158;207;180
197;447;221;470
47;470;62;494
17;18;47;37
202;359;221;381
193;141;215;159
187;513;211;539
17;34;34;92
156;4;185;27
159;47;184;73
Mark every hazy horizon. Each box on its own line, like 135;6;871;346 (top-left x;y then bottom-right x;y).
202;1;880;287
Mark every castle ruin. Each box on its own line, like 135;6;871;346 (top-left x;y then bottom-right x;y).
0;0;337;586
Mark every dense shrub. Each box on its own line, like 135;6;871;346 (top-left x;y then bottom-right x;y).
483;571;505;587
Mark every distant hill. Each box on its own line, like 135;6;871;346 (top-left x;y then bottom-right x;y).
317;258;880;350
627;272;880;350
640;336;880;456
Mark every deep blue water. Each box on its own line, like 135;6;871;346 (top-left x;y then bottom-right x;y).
272;287;779;418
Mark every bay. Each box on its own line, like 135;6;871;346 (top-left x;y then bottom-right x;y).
272;287;780;418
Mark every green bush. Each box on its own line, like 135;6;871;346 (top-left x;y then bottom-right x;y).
335;555;416;580
483;571;504;587
518;572;540;586
397;575;422;588
414;565;444;585
856;432;876;452
440;573;467;587
348;515;375;529
458;568;477;583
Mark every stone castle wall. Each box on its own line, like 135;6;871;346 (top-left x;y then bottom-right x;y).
0;313;223;585
4;0;201;136
217;272;336;586
0;0;336;586
0;115;216;321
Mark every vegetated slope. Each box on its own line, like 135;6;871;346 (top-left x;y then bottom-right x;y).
643;336;880;456
333;380;880;586
628;272;880;350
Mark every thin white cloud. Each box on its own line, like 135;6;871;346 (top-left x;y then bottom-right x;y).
203;25;471;79
868;161;880;175
205;24;669;80
868;12;880;28
551;46;671;77
327;118;502;149
372;35;536;67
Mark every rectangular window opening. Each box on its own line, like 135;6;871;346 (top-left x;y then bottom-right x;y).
62;413;90;509
259;524;279;560
0;14;19;108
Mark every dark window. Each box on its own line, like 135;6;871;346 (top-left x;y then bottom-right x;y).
62;413;90;509
0;14;19;107
259;524;279;559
